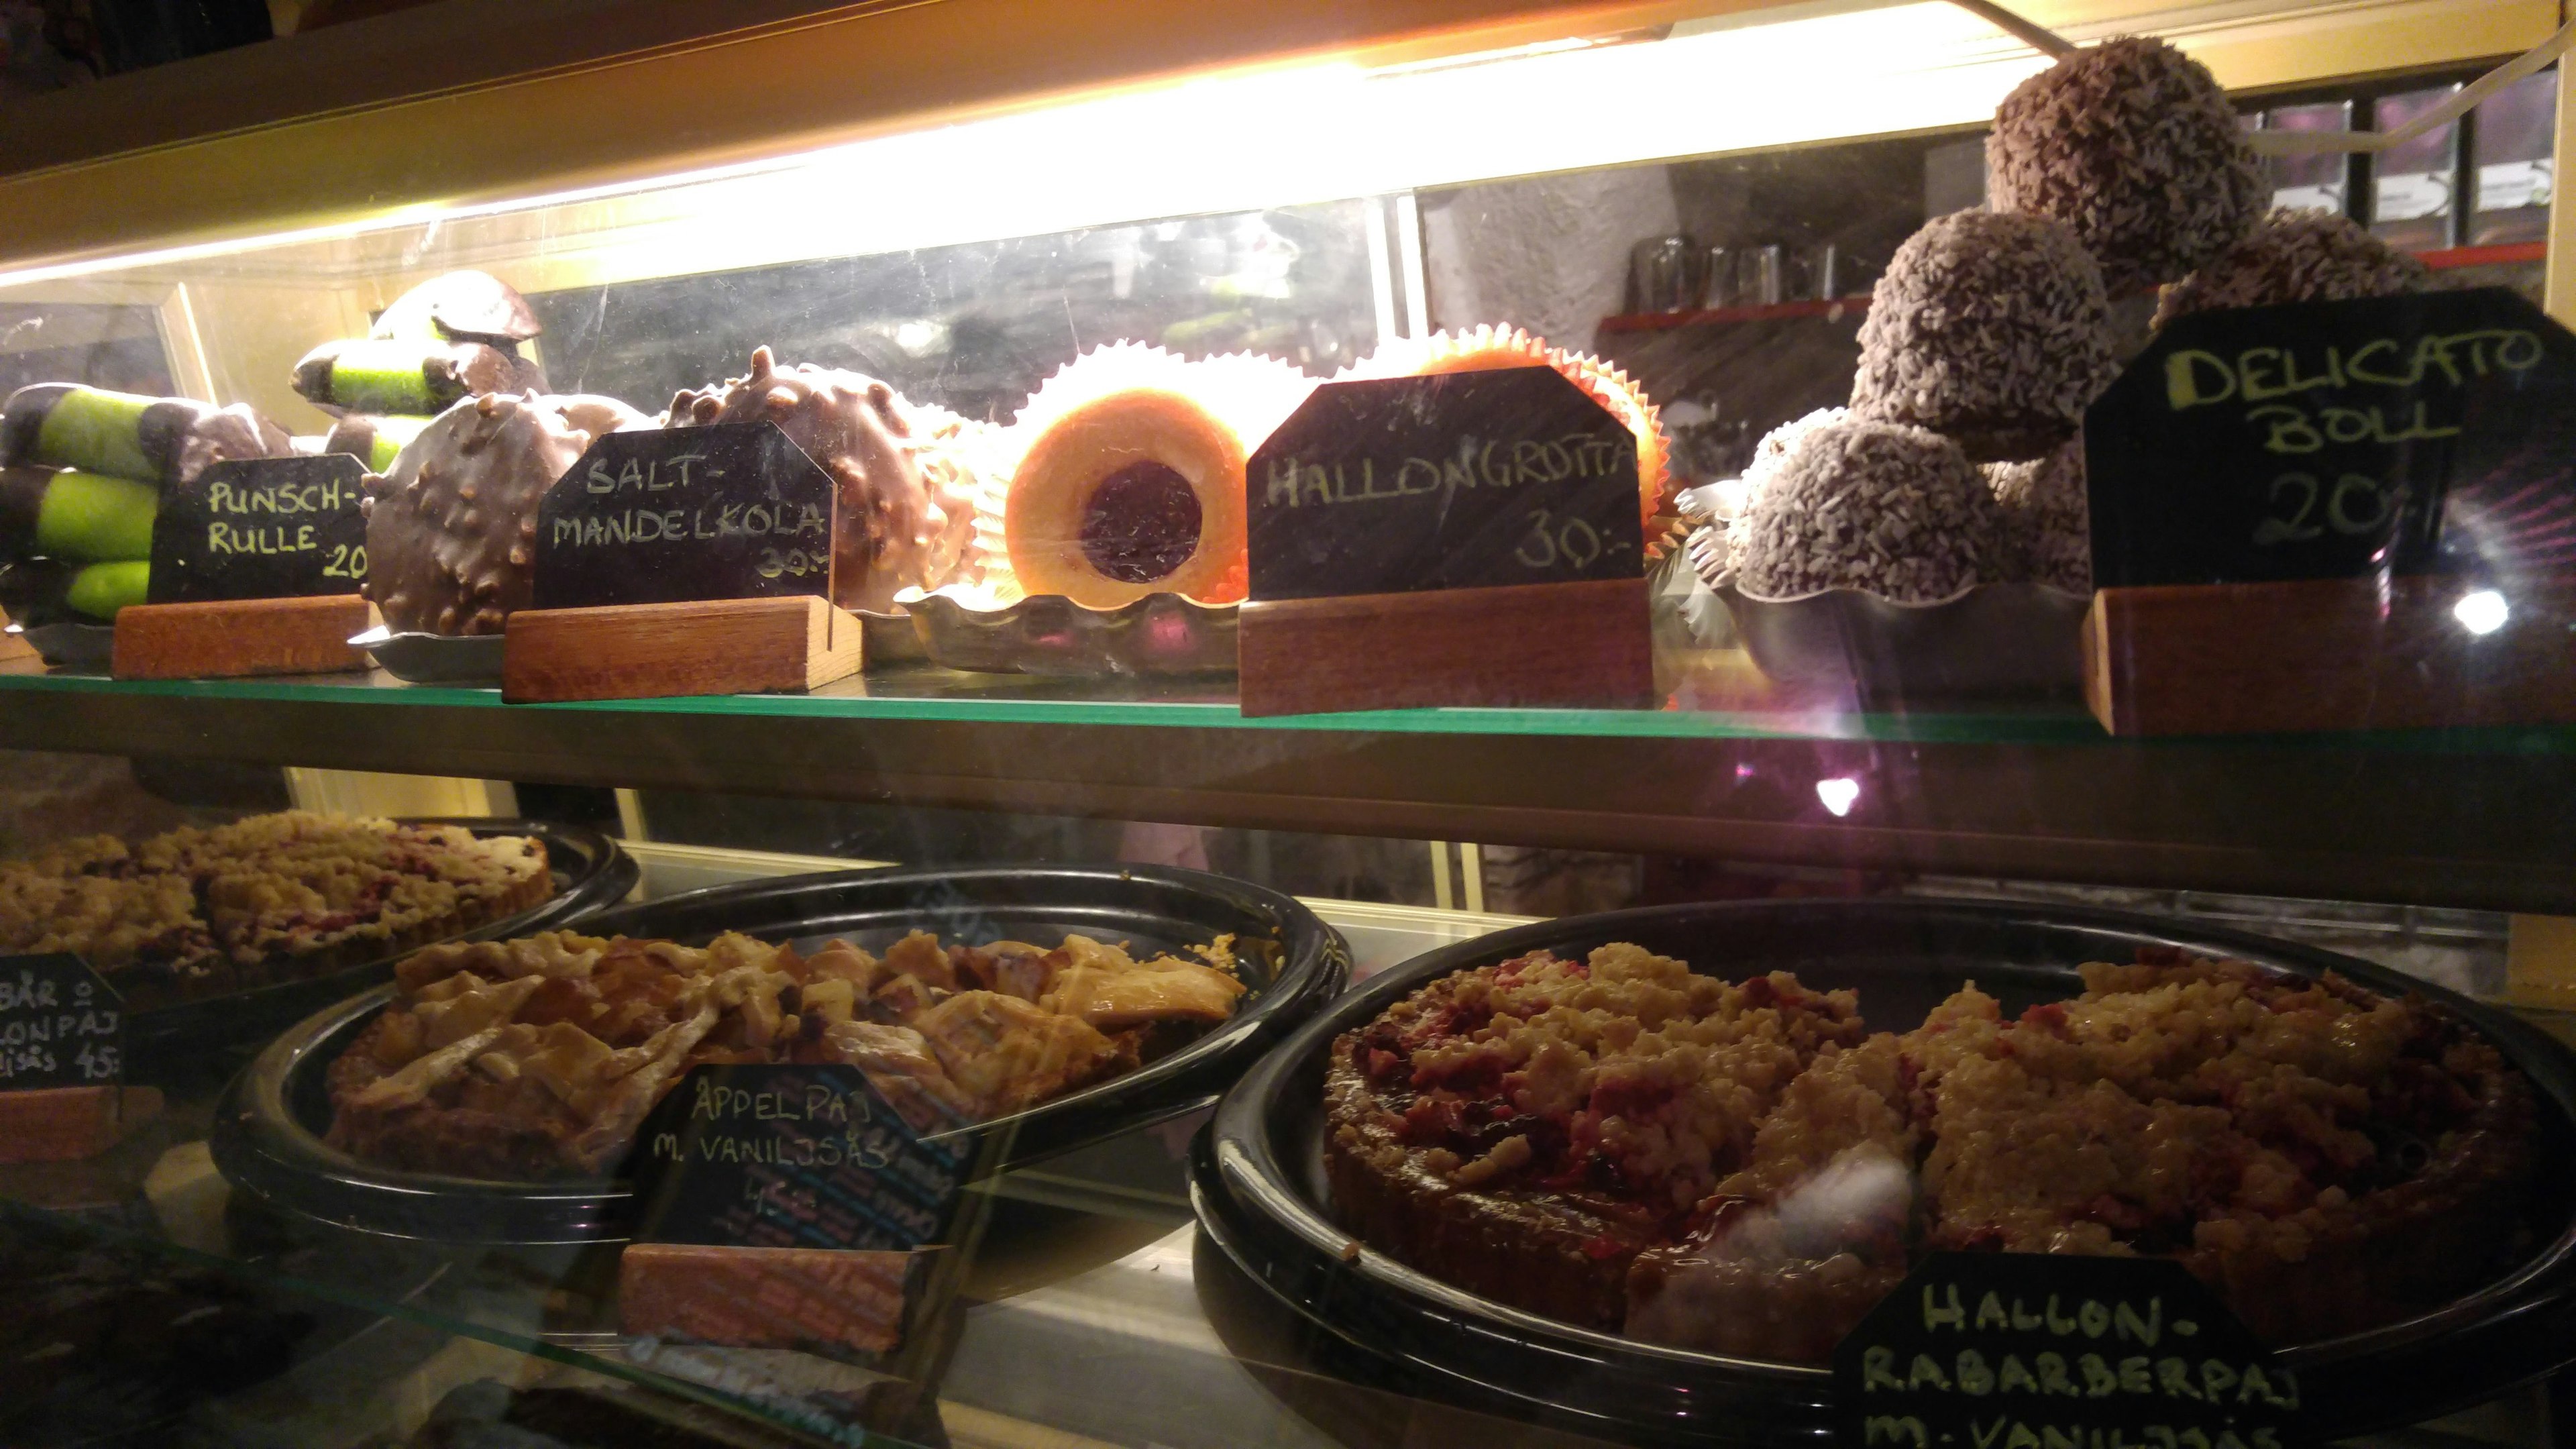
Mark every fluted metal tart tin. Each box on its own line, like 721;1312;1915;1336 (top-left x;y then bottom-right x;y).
213;864;1348;1244
1713;580;2090;702
1193;898;2576;1446
898;590;1237;676
133;818;636;1059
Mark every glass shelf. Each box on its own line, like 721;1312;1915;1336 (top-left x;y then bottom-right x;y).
11;655;2576;752
7;655;2576;914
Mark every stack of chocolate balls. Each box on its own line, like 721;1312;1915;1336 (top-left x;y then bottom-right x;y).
1727;37;2426;602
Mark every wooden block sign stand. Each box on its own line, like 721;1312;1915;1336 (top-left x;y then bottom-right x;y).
504;594;863;703
1240;578;1650;716
501;423;857;704
113;453;376;680
114;594;375;679
2081;288;2576;736
1238;368;1655;718
2084;576;2576;737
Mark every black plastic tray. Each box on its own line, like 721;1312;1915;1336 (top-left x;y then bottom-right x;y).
1192;898;2576;1446
129;818;636;1061
213;863;1348;1244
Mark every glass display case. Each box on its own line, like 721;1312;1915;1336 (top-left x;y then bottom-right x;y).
3;1;2575;1446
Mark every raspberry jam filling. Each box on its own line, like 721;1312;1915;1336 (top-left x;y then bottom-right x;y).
1079;462;1201;583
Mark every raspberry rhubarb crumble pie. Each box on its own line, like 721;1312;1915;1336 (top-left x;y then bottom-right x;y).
1326;943;2533;1359
0;811;552;1008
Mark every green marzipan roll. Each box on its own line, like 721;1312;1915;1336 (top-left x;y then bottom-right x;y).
0;556;149;623
323;413;436;472
64;559;150;619
21;469;158;562
0;383;203;482
293;340;531;415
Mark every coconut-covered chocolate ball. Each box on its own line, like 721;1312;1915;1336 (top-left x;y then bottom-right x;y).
1849;211;2115;463
1986;433;2091;593
1731;417;2007;602
2153;210;2430;329
1988;36;2267;294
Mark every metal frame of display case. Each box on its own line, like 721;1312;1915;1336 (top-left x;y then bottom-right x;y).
0;0;2570;916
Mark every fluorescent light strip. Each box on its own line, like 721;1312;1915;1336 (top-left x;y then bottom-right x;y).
0;2;2049;296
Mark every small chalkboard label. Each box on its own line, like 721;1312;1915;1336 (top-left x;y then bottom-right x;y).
1834;1252;2306;1449
622;1063;970;1252
532;423;835;610
148;453;369;604
1245;368;1642;602
0;953;123;1091
2088;287;2576;589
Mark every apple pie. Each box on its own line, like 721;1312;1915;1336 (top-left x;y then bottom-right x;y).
326;926;1246;1179
0;811;553;1008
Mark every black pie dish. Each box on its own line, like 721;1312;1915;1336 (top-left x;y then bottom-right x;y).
212;864;1348;1244
129;818;636;1062
1191;898;2576;1446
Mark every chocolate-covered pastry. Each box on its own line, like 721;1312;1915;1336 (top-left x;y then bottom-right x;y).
369;270;543;346
0;383;290;486
362;392;643;635
1849;211;2115;463
2153;210;2430;329
1731;417;2007;602
667;347;973;614
1987;36;2267;294
291;339;543;418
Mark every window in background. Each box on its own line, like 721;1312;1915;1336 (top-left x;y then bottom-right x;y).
2259;101;2354;217
2372;85;2464;250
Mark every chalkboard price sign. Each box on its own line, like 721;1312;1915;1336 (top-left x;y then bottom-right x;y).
1834;1252;2306;1449
1245;368;1643;602
2087;287;2576;589
621;1063;971;1252
0;953;123;1091
148;453;370;604
532;423;836;610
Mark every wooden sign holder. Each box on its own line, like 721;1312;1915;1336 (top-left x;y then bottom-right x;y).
1238;576;1653;718
111;594;376;680
2083;576;2576;736
0;605;36;665
502;594;863;703
0;1084;164;1164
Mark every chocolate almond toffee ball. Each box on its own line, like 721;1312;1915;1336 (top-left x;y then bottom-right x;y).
669;347;973;614
1849;211;2115;463
1731;417;2008;602
1988;36;2267;294
2153;209;2431;329
1986;433;2092;594
362;392;644;636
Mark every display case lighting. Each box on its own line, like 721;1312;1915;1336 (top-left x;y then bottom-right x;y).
0;1;2056;297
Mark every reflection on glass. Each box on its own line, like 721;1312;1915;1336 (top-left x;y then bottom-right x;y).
2470;70;2557;246
527;203;1379;423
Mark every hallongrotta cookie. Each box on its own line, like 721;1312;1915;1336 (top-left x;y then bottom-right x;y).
361;392;643;636
668;347;974;614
